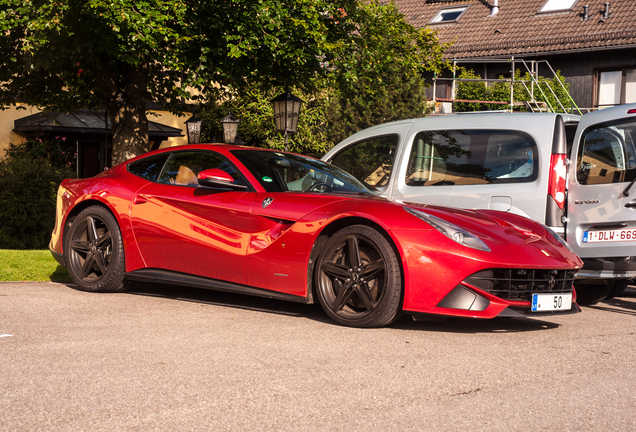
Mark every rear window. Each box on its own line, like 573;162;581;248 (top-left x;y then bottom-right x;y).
127;153;170;182
576;117;636;185
405;130;538;186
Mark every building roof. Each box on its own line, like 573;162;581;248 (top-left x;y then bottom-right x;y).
14;109;184;138
393;0;636;59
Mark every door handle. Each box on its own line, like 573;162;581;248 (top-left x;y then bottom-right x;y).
133;194;148;204
625;202;636;208
590;222;628;229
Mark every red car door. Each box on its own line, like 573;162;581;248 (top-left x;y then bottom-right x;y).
130;150;255;285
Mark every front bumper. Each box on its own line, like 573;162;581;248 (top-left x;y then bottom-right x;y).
576;256;636;280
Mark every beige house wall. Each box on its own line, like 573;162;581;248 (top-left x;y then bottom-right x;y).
0;104;43;159
0;106;191;160
148;110;190;148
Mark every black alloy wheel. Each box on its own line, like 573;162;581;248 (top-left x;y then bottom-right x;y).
315;225;402;327
66;205;127;293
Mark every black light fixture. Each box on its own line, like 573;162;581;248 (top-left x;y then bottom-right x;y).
271;91;304;151
221;112;240;144
184;114;202;144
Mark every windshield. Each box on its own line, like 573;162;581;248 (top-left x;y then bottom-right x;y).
231;149;377;194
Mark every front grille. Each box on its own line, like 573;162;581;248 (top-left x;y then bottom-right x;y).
464;269;576;301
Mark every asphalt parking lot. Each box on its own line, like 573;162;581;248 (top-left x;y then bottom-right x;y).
1;281;635;431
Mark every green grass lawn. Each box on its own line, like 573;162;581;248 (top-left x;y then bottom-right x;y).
0;250;71;282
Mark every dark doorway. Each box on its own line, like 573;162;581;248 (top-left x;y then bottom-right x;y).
80;142;101;178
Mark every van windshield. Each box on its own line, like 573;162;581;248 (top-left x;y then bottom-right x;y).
576;117;636;185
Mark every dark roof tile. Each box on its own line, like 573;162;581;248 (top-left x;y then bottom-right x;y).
393;0;636;58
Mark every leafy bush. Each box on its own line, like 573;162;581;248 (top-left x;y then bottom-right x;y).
455;68;575;113
0;137;75;249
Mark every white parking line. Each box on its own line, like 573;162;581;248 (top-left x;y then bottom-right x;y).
0;334;14;338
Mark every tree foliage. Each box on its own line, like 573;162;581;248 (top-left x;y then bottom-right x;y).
0;137;75;249
199;0;448;155
0;0;447;163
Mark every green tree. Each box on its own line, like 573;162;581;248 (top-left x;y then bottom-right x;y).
199;0;448;155
0;0;447;163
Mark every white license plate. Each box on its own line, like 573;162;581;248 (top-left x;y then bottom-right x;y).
583;228;636;243
531;293;572;312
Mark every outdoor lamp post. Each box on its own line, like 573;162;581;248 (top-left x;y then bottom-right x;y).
271;91;304;151
221;112;240;144
185;114;202;144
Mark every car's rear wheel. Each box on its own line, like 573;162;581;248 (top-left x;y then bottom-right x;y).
315;225;402;328
65;205;127;293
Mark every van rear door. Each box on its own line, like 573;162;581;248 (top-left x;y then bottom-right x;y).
566;104;636;280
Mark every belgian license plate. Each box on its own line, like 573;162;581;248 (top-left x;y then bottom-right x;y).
531;293;572;312
582;228;636;243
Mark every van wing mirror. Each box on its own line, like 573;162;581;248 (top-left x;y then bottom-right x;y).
197;168;247;190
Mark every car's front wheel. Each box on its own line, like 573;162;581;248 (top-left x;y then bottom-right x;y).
315;225;402;328
65;205;127;293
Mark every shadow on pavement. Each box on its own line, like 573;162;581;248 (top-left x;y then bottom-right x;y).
123;281;562;334
587;286;636;316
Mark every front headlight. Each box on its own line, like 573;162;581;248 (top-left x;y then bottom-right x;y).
543;224;576;254
404;207;491;252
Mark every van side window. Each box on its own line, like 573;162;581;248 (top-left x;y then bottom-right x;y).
329;135;398;191
576;118;636;185
405;130;538;186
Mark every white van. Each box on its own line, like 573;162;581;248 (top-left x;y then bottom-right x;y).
322;105;636;304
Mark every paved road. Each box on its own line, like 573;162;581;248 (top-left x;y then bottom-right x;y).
1;281;635;431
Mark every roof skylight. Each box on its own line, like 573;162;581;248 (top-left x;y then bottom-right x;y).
539;0;578;12
430;7;468;23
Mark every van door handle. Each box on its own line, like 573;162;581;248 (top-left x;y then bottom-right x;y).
624;202;636;208
590;222;628;229
133;194;148;204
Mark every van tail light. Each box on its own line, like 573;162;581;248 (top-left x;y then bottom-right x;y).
548;154;567;210
628;108;636;114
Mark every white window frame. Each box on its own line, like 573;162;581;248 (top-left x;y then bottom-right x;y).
539;0;578;13
430;6;468;24
596;68;636;108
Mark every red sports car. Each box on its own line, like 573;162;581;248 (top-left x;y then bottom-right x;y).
50;144;582;327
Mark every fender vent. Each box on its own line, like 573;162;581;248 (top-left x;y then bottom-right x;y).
464;269;575;301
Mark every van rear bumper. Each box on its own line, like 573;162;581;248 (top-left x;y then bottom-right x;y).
575;257;636;280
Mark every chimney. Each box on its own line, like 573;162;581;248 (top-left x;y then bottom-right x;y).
602;2;611;19
582;5;589;20
490;0;499;17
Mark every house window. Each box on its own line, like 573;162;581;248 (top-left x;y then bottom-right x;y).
597;68;636;108
430;7;468;23
539;0;578;13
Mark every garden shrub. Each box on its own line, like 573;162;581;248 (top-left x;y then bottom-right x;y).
0;137;75;249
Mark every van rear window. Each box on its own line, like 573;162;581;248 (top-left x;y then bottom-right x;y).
576;118;636;185
405;130;538;186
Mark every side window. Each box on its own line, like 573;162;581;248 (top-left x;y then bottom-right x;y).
577;118;636;185
405;130;538;186
157;151;247;187
127;153;170;182
328;135;398;191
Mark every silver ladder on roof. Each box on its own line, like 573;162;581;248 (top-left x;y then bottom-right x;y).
432;57;584;115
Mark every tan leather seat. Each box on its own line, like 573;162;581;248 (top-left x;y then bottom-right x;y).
174;166;198;185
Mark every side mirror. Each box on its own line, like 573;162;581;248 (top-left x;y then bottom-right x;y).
197;168;247;190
